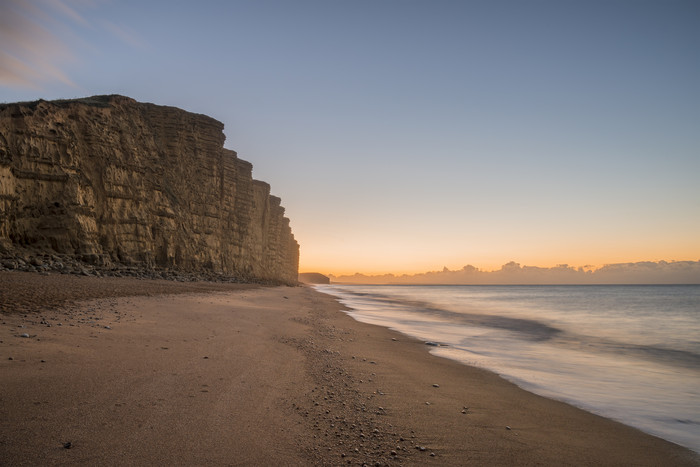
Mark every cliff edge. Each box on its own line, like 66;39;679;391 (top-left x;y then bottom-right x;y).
0;95;299;284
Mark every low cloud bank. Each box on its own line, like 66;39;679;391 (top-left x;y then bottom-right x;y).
330;260;700;285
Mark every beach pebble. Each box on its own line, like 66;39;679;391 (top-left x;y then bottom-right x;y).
63;441;72;449
506;426;512;430
20;333;30;338
432;383;440;388
104;326;111;330
425;341;439;346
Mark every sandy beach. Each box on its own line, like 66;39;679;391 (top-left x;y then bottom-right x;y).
1;272;698;466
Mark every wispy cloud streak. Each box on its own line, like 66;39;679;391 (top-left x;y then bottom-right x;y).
0;0;79;89
100;21;145;49
0;0;144;90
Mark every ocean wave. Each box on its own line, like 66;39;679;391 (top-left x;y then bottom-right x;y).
330;286;700;370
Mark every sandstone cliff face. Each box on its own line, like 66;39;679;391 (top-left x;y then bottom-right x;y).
0;95;299;284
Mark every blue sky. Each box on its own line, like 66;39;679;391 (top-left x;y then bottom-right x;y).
1;0;699;274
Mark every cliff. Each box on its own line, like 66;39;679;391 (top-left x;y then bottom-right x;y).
0;95;299;284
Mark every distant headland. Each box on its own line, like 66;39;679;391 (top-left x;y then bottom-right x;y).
298;272;330;284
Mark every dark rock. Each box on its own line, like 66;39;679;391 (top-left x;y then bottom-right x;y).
298;272;330;284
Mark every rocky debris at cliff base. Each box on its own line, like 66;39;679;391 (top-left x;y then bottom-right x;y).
0;251;291;285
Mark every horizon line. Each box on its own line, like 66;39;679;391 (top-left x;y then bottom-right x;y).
301;258;700;277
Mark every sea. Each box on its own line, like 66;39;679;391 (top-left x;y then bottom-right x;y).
315;284;700;453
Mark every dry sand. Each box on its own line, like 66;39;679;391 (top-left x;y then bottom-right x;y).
1;271;698;466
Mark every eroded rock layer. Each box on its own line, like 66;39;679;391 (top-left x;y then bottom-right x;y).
0;95;299;284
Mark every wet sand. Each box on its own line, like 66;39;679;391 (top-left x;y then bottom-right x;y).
1;271;697;466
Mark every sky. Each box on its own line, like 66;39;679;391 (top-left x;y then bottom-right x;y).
1;0;699;275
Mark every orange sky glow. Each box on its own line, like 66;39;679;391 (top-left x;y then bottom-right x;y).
298;231;700;276
1;1;698;281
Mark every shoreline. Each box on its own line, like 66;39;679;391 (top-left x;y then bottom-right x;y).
1;272;698;465
318;282;700;454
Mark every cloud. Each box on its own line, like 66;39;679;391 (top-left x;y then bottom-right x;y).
0;0;145;91
330;260;700;284
0;0;79;89
100;21;146;49
45;0;90;26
